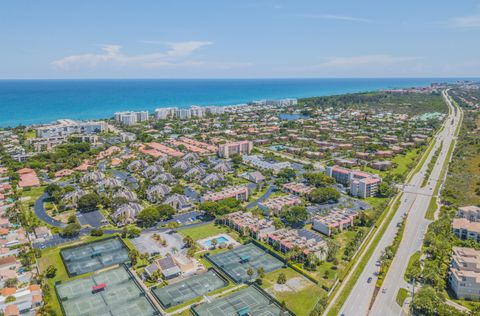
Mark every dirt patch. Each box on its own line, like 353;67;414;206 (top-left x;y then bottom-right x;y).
271;276;309;292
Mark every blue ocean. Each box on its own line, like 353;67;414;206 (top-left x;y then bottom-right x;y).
0;78;461;127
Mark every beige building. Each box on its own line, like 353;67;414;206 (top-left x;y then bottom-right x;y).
452;218;480;242
449;247;480;300
218;140;253;158
457;206;480;222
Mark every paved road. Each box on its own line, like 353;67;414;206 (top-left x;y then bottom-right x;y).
246;183;276;209
369;90;462;316
339;89;461;316
34;193;66;228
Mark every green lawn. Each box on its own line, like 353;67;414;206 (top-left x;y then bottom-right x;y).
20;185;46;202
363;148;420;179
425;197;438;220
396;288;409;307
404;251;421;282
178;222;233;241
262;267;326;316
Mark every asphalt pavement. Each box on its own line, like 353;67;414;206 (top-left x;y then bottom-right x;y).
338;89;461;316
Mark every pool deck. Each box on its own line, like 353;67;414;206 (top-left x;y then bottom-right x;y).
197;233;239;250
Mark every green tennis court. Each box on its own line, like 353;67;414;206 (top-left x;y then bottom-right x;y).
56;266;158;316
192;286;290;316
60;237;129;276
152;269;228;308
207;243;284;283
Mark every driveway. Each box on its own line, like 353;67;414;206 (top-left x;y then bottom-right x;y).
34;193;66;228
246;183;276;209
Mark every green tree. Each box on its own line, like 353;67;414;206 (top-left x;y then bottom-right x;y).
45;265;57;278
136;206;160;227
272;217;285;229
128;249;140;266
77;193;100;213
90;228;104;236
247;267;254;279
277;272;287;284
67;214;77;224
127;227;141;238
308;187;340;204
157;204;175;220
183;235;195;248
304;172;336;187
276;168;297;183
412;286;444;316
281;205;308;227
61;222;81;237
4;278;18;287
5;296;16;303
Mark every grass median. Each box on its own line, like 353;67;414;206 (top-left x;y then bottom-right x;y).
326;195;401;316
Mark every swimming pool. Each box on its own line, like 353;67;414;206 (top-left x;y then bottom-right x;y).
204;236;229;248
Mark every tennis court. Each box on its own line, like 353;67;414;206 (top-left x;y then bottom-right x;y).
192;286;290;316
60;237;129;276
56;266;158;316
207;243;284;283
152;270;228;309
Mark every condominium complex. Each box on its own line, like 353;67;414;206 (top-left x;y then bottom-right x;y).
201;185;249;202
452;218;480;242
457;206;480;222
218;140;253;158
155;105;225;120
326;165;381;198
449;247;480;300
114;111;149;125
312;208;358;236
259;195;302;216
266;228;327;261
282;182;313;196
154;107;177;120
242;154;291;174
35;119;107;138
223;211;277;240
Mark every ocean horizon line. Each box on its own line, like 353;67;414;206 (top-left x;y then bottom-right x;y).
0;76;478;81
0;77;475;127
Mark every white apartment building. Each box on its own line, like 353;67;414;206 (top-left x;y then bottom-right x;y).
190;106;206;118
114;111;149;125
155;107;177;120
242;154;290;174
175;108;192;120
449;247;480;300
326;165;381;198
35;119;107;138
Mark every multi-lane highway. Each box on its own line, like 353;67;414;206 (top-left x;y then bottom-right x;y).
338;89;462;316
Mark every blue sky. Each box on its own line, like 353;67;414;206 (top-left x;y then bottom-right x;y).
1;0;480;79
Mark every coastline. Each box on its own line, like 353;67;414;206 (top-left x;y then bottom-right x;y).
0;78;466;127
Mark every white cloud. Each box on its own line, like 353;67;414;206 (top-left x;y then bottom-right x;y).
52;41;223;70
313;54;420;69
300;14;371;23
447;15;480;28
166;41;212;57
